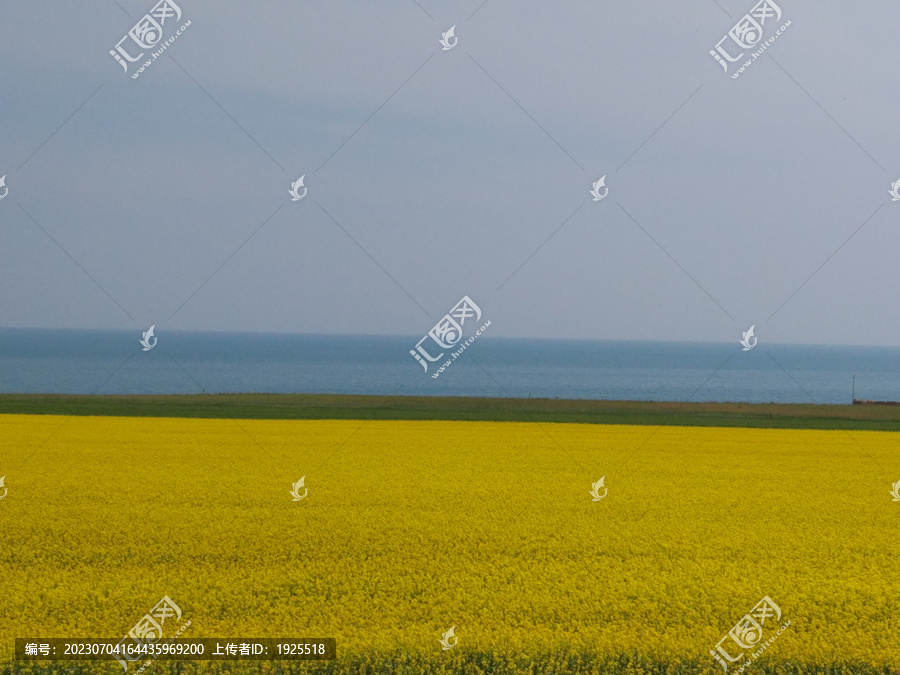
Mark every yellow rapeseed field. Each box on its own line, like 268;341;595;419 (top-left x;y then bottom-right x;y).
1;413;899;674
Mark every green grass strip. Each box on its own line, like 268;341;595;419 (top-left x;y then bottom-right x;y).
1;393;900;431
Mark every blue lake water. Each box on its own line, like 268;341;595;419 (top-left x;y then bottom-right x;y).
1;328;899;404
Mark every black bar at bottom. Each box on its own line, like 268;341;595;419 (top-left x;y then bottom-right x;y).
15;638;336;660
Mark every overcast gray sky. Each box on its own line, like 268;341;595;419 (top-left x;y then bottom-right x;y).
1;0;898;346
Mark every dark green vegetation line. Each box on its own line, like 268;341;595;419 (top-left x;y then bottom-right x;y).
2;394;900;431
0;653;895;675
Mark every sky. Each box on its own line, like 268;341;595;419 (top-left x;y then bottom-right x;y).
1;0;899;346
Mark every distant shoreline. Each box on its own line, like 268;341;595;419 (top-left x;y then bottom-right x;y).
3;332;899;404
2;393;900;431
